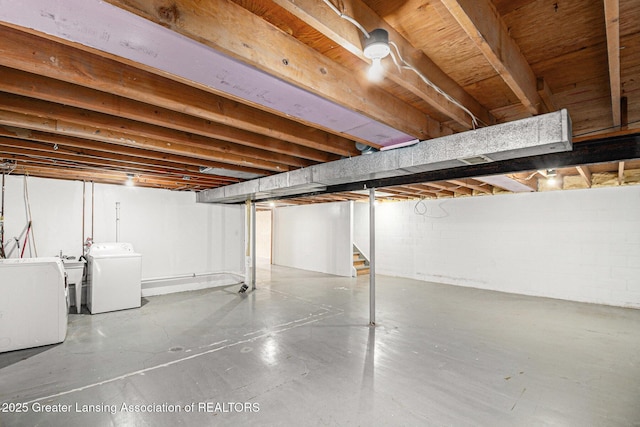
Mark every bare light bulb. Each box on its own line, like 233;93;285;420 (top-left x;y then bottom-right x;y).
367;57;384;82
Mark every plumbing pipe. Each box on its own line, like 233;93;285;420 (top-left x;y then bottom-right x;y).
141;271;245;283
0;170;5;259
115;201;120;242
91;182;94;240
82;181;85;256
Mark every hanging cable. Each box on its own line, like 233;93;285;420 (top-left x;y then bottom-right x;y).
389;42;479;129
0;169;5;259
321;0;481;129
322;0;370;38
23;174;38;257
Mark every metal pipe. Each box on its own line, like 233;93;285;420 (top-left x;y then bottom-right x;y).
115;201;120;242
369;187;376;326
91;182;94;239
245;199;251;284
251;201;257;290
82;181;85;255
0;170;5;259
141;271;245;283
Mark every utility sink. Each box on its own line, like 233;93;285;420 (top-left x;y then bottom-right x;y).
62;258;86;313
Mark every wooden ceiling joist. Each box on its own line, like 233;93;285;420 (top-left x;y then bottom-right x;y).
0;143;235;185
440;0;546;115
424;182;473;196
0;109;293;173
0;126;269;178
447;178;493;194
618;161;625;184
604;0;621;128
104;0;436;140
0;66;339;164
0;25;359;157
11;164;205;191
576;165;593;188
0;92;317;170
267;0;494;129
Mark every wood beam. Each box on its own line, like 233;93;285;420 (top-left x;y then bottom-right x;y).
537;78;557;112
0;142;234;185
404;184;449;197
0;126;268;177
604;0;621;128
618;161;625;185
0;25;359;156
0;109;291;173
0;66;338;163
576;165;592;187
104;0;437;139
425;182;473;196
0;92;313;169
447;179;493;194
11;164;208;191
440;0;545;115
269;0;494;129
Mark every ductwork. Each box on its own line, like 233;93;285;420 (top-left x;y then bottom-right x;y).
197;109;572;204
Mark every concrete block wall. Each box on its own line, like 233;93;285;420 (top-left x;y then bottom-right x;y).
375;185;640;309
353;202;370;260
2;176;244;296
272;201;353;277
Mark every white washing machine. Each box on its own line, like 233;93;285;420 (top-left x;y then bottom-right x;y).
0;257;68;353
86;242;142;314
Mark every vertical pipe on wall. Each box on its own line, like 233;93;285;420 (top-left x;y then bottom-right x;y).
115;201;121;242
251;202;257;290
82;181;85;254
91;182;95;240
0;171;5;259
245;199;251;285
369;187;376;326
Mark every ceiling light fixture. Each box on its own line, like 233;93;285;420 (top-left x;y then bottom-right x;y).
363;28;390;82
125;173;134;187
545;169;559;185
321;0;480;128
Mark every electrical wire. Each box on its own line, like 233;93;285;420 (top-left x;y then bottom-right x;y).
23;174;38;257
414;198;451;218
321;0;480;129
389;42;479;129
321;0;370;38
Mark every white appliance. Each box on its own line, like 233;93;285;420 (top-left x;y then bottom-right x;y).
0;257;68;353
86;242;142;314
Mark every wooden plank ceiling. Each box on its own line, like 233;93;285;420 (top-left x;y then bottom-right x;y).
0;0;639;202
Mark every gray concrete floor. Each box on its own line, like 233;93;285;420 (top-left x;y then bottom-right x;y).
1;264;639;426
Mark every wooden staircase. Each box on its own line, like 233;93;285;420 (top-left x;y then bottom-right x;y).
353;246;370;276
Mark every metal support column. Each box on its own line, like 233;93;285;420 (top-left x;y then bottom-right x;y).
251;201;257;290
369;187;376;326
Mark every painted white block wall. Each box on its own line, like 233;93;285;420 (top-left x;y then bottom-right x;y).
375;185;640;309
272;201;352;277
256;210;272;263
353;202;370;260
2;176;244;296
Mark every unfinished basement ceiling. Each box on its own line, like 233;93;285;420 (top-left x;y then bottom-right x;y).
0;0;639;199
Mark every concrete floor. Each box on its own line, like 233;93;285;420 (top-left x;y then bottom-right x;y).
1;264;639;426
